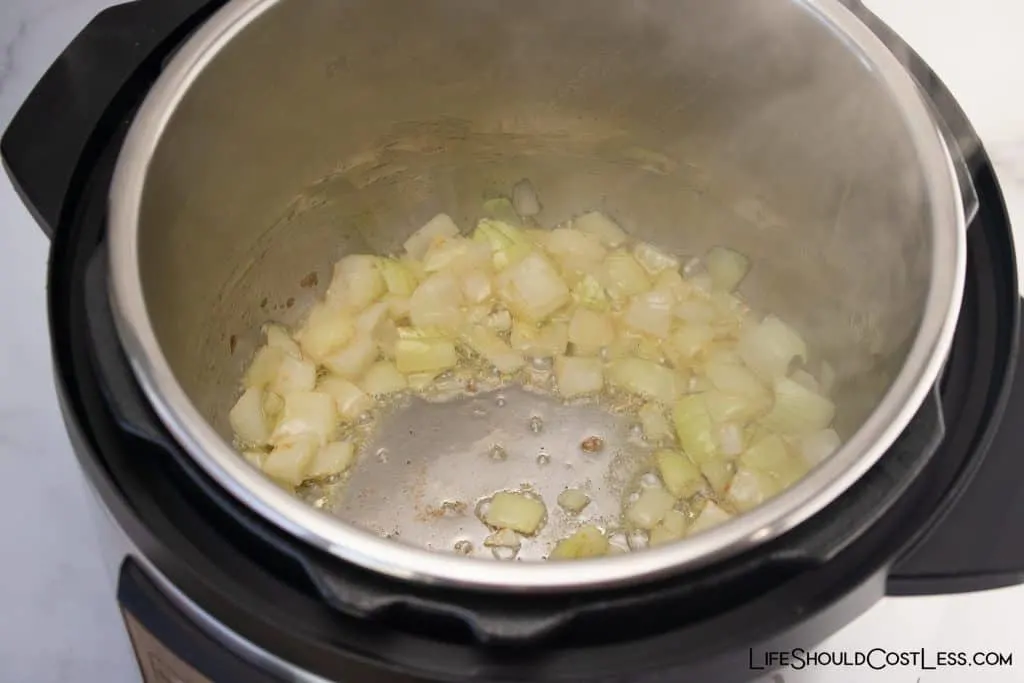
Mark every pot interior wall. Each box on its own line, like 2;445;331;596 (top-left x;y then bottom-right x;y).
135;0;934;440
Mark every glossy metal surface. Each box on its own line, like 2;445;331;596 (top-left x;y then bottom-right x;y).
108;0;965;590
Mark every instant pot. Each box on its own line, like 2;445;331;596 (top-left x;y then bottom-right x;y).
3;0;1024;681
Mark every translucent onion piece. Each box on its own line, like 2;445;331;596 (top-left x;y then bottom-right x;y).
672;395;718;464
326;255;385;311
322;333;378;380
378;257;418;296
461;327;525;373
460;269;493;304
664;324;715;365
473;219;532;270
317;376;373;421
568;309;615;356
545;228;607;270
790;369;821;394
625;486;676;530
308;441;356;479
230;387;272;445
264;324;301;358
573;211;627;247
484;528;522;549
761;376;836;435
499;252;570;322
705;246;751;292
557;488;591;514
702;389;767;424
271;391;338;445
717;423;744;456
511;321;569;358
741;434;807;488
245;346;286;390
674;300;718;325
607;358;679;404
262;435;319;486
638;403;674;442
270;355;317;396
602;252;652;301
554;356;604;398
383;294;411;321
571;275;611;312
701;460;735;495
653;269;692;301
799;428;841;466
550;525;609;560
633;242;680;275
408;272;464;334
655;450;704;498
242;450;266;468
422;237;491;274
726;466;778;512
737;315;808;380
486;308;513;333
296;304;356;361
512;179;541;217
687;500;732;535
394;337;459;374
361;361;409;396
705;359;768;398
649;509;689;546
403;213;460;260
483;492;547;535
624;290;675;338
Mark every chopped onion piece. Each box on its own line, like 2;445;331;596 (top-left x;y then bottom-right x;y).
410;272;464;333
326;255;384;311
638;403;674;442
242;450;266;468
737;315;808;380
557;488;591;513
607;358;679;404
322;333;378;380
422;237;491;273
545;228;607;271
571;274;611;311
705;246;751;292
705;359;768;397
655;450;704;498
308;441;356;479
499;252;570;322
574;211;627;247
378;257;418;296
717;423;744;456
270;355;317;395
511;321;569;358
672;395;718;464
404;213;460;260
262;435;318;486
264;324;301;358
624;290;675;338
568;309;615;356
460;269;493;304
394;337;458;374
486;309;513;333
296;304;356;361
701;460;735;495
482;197;522;226
703;390;768;424
674;300;718;324
602;252;652;301
512;179;541;217
484;528;522;549
799;428;841;466
633;242;680;274
761;376;836;435
664;324;715;366
271;392;338;445
741;434;807;488
626;486;676;530
688;500;732;535
461;327;525;373
473;219;532;270
483;492;546;535
230;387;272;445
317;376;373;421
361;361;408;396
262;391;284;418
245;346;286;390
550;525;609;560
653;269;691;301
554;356;604;398
649;509;689;546
383;294;411;320
726;466;778;512
790;369;821;393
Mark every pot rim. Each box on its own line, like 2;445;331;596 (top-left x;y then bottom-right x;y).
107;0;966;592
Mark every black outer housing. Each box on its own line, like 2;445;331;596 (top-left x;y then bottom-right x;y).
4;1;1024;681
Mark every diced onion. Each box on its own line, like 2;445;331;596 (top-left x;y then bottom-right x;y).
460;269;493;304
271;391;338;445
701;460;735;495
571;274;611;311
461;327;525;373
245;346;286;390
378;257;418;296
316;376;372;420
705;358;768;397
511;321;569;358
633;242;680;275
404;213;460;260
484;528;522;549
483;492;546;535
687;500;732;535
230;387;272;445
664;324;715;366
557;488;591;513
672;395;718;464
394;337;459;374
326;255;385;311
410;272;464;333
308;441;356;479
269;355;317;395
624;290;675;338
554;356;604;398
741;434;807;488
361;361;408;396
499;252;570;322
602;252;652;301
717;423;744;456
482;197;523;226
674;300;718;324
625;486;676;530
638;403;674;442
799;428;841;466
737;315;808;380
322;333;378;379
655;450;704;498
703;390;768;424
550;525;609;560
607;358;679;404
296;304;355;361
262;435;319;486
512;179;542;217
422;237;491;273
761;376;836;435
726;466;778;512
545;228;607;271
264;324;301;358
568;309;615;356
705;246;751;292
574;211;627;247
649;509;689;546
473;219;532;270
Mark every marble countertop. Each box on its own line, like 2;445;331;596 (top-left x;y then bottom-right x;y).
1;1;1022;682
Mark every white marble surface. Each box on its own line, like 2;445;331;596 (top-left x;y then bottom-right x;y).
0;1;1023;682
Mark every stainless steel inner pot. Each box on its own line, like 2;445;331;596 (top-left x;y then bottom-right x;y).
109;0;966;591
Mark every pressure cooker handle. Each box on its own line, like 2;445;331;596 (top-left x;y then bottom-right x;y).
887;300;1024;595
0;0;222;240
843;0;980;227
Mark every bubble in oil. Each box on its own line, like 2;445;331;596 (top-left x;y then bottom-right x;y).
531;357;553;371
472;406;488;418
536;450;551;466
489;444;508;461
640;472;661;488
454;540;474;555
627;529;649;551
376;448;389;464
495;395;507;407
492;545;520;561
529;416;544;434
627;490;641;504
